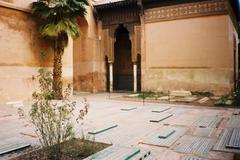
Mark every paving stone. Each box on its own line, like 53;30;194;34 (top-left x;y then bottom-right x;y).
84;145;150;160
192;116;222;128
198;97;210;104
181;155;208;160
201;110;220;117
170;108;190;116
226;117;240;128
150;149;182;160
128;149;151;160
226;128;240;149
166;113;200;126
210;96;221;100
152;107;171;113
121;107;137;111
170;91;192;97
232;110;240;115
174;135;215;156
6;101;23;105
6;101;24;108
175;96;198;103
193;128;214;137
150;113;173;123
88;124;118;135
169;98;182;102
213;129;240;153
140;127;187;148
157;96;170;101
0;94;236;160
158;128;176;139
0;111;12;118
127;94;139;98
0;142;30;155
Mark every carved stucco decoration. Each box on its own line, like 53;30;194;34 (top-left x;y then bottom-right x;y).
145;0;228;23
135;25;141;56
102;29;110;61
130;25;141;63
102;24;141;63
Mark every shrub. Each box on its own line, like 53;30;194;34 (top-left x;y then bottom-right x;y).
138;91;155;99
138;91;155;105
215;95;232;106
30;69;89;159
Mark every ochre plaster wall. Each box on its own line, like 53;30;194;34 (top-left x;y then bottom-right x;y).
144;15;237;95
73;6;106;93
0;4;73;102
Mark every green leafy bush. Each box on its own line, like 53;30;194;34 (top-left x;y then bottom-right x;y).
138;91;155;99
138;91;155;105
215;95;232;106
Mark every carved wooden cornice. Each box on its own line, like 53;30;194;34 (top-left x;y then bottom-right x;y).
94;0;141;26
98;8;140;26
144;0;229;23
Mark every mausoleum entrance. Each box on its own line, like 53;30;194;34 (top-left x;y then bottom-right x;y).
113;25;133;91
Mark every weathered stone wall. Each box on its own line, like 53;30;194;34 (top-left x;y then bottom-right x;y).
143;14;238;95
0;2;73;102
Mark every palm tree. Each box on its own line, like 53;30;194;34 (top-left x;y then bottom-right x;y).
32;0;89;99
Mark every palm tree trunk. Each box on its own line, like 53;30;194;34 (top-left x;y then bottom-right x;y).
53;51;63;99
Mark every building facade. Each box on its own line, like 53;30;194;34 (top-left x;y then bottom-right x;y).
74;0;239;95
0;0;239;102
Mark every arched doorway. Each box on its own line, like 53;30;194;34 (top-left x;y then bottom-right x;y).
113;24;133;91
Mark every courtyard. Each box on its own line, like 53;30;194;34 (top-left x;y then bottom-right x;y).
0;0;239;159
0;93;239;160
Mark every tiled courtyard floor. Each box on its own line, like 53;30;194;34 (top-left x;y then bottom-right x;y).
0;93;239;160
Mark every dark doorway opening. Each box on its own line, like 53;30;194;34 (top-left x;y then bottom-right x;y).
113;24;133;91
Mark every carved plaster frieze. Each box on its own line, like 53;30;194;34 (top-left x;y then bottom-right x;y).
145;0;228;23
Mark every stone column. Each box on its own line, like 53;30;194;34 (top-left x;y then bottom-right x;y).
109;62;113;93
133;62;137;93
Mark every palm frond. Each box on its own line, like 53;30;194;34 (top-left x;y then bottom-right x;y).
40;19;80;38
32;0;89;48
40;23;59;37
32;2;52;19
65;19;80;38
